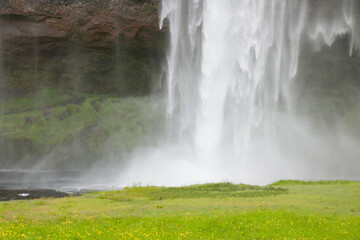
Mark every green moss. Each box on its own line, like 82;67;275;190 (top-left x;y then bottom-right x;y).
6;70;61;93
1;89;72;113
0;89;164;166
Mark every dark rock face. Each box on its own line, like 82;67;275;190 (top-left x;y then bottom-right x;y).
0;0;168;96
0;0;164;47
0;188;69;201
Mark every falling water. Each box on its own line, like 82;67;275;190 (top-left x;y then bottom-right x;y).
160;0;309;162
119;0;360;186
115;0;360;186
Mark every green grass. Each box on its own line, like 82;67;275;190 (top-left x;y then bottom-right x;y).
0;181;359;239
271;180;357;186
119;182;287;200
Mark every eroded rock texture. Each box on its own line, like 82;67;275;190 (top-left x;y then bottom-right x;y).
0;0;168;96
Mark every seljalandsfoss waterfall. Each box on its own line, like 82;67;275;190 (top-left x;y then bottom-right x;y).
0;0;360;190
119;0;360;186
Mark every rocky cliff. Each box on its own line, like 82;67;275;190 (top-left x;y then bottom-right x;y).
0;0;168;167
0;0;167;96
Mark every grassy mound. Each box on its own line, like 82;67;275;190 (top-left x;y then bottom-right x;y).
97;182;287;201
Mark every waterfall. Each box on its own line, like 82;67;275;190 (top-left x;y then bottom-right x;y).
161;0;309;162
118;0;360;186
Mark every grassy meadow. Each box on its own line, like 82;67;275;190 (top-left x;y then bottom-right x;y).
0;181;359;239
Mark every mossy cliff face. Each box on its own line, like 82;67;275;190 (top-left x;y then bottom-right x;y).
0;0;167;169
0;89;165;169
0;0;167;96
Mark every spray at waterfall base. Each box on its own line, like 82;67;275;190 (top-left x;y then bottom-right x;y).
117;0;360;186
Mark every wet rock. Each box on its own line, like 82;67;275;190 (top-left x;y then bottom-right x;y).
0;188;69;201
0;0;165;49
0;0;168;96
